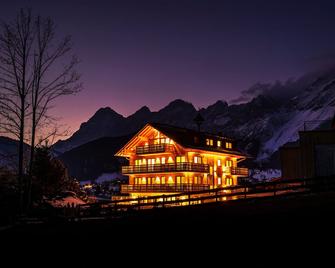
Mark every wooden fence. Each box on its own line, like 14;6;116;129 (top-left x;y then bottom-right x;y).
73;176;335;219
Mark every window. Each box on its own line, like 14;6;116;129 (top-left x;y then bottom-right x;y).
168;176;174;184
194;176;202;184
161;157;166;164
161;176;166;184
194;156;202;164
218;159;221;166
226;160;233;167
217;140;221;147
218;177;222;185
176;156;186;163
155;177;160;184
176;176;185;184
206;138;213;146
226;142;232;149
226;177;233;186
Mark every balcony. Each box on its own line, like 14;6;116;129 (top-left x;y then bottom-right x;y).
230;167;249;176
136;144;174;154
121;184;210;193
122;163;210;174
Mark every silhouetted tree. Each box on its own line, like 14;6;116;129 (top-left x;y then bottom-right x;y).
0;9;34;209
31;146;80;202
0;9;81;211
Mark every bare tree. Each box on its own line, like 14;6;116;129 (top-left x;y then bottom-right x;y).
0;9;81;211
29;15;81;176
0;9;34;208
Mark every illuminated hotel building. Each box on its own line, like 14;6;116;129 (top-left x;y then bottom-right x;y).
115;123;248;198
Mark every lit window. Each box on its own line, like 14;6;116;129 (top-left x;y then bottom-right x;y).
217;140;221;147
218;178;222;185
226;142;232;149
210;139;213;146
161;176;166;184
161;157;166;164
168;156;174;163
141;177;146;184
194;176;199;184
168;176;174;184
206;138;210;145
176;156;185;163
155;176;160;184
218;159;221;166
226;160;233;167
194;156;202;164
226;177;232;186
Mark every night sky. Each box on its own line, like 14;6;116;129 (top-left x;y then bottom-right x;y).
2;0;335;133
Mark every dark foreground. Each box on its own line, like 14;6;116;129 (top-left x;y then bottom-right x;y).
2;192;335;265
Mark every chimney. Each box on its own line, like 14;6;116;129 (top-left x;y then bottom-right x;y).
193;112;204;132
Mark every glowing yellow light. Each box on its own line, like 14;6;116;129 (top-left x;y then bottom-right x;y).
168;176;174;184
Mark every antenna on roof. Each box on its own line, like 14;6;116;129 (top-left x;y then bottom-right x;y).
194;111;204;132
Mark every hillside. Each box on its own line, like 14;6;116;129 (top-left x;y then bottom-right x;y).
58;135;132;180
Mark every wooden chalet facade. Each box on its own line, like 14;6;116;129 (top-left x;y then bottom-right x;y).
115;123;248;198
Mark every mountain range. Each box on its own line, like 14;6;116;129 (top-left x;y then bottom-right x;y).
2;68;335;180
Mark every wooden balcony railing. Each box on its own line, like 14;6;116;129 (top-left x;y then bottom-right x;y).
121;184;211;193
230;167;249;176
136;144;174;154
122;163;210;174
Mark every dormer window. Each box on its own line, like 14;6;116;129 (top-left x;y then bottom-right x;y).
226;142;232;149
217;140;221;147
194;136;199;144
206;138;214;146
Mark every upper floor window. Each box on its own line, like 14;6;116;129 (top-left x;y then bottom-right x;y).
226;160;233;167
217;140;222;147
226;142;232;149
217;159;221;166
206;138;214;146
194;156;202;164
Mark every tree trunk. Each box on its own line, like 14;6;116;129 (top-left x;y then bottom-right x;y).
27;108;36;211
18;95;25;214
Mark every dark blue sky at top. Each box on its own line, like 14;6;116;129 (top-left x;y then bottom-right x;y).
2;0;335;131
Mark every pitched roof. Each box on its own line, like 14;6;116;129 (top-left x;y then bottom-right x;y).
150;123;246;157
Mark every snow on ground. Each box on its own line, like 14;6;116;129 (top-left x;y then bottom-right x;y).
250;169;282;182
47;196;86;208
95;172;127;183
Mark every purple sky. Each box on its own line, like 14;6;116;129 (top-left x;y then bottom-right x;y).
2;0;335;134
